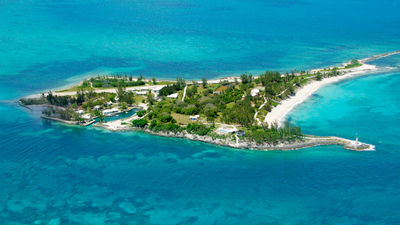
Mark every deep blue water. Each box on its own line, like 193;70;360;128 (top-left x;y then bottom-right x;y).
0;0;400;224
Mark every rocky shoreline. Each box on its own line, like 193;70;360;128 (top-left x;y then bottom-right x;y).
93;122;375;152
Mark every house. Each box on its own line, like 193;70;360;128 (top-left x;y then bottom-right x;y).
190;115;200;121
151;86;163;93
81;114;91;120
236;130;245;137
135;91;147;95
250;88;260;97
167;93;178;98
106;101;113;106
76;109;84;114
102;108;119;116
137;87;149;92
216;126;238;135
214;86;228;94
94;105;101;110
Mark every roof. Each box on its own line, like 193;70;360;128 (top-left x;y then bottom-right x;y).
102;108;119;114
216;126;238;134
152;86;163;91
215;86;228;93
167;93;178;98
251;88;260;96
136;91;147;95
82;114;91;119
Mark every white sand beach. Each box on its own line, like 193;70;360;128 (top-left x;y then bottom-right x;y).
264;63;378;127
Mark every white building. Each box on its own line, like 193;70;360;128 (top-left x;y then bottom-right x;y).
94;105;101;110
151;86;163;93
102;108;119;116
136;87;149;91
76;109;84;114
251;88;260;97
216;126;238;135
190;115;200;121
136;91;147;95
167;93;178;98
81;114;92;120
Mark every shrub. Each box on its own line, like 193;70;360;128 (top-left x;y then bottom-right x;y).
136;110;146;117
132;119;148;128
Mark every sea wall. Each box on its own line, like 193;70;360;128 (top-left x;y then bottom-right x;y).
93;123;374;151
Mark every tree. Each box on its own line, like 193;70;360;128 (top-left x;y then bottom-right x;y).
93;110;105;122
222;96;254;126
146;91;154;105
176;78;186;89
316;72;322;81
240;73;253;84
132;119;148;128
186;84;198;98
120;102;127;110
116;84;126;102
202;78;207;88
76;90;85;105
136;110;146;117
152;78;157;84
125;92;135;105
138;74;144;81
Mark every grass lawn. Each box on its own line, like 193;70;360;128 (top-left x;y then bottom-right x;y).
171;112;193;125
226;102;235;109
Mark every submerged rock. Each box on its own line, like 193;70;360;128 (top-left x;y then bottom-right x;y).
118;202;137;214
47;218;60;225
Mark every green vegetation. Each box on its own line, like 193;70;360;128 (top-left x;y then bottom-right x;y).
159;78;186;96
20;95;47;105
130;71;307;143
345;60;362;69
136;110;146;117
26;63;356;144
222;96;254;126
87;75;145;88
245;123;302;144
132;119;148;128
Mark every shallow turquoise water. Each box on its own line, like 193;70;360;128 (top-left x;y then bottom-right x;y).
1;0;400;224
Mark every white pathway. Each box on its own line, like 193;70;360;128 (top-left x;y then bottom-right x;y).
254;98;268;125
182;86;187;102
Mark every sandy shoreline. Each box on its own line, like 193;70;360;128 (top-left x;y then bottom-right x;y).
22;51;399;152
264;63;379;126
22;51;399;129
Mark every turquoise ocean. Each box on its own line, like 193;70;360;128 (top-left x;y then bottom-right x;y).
0;0;400;224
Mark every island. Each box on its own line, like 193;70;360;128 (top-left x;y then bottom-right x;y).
19;51;400;151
